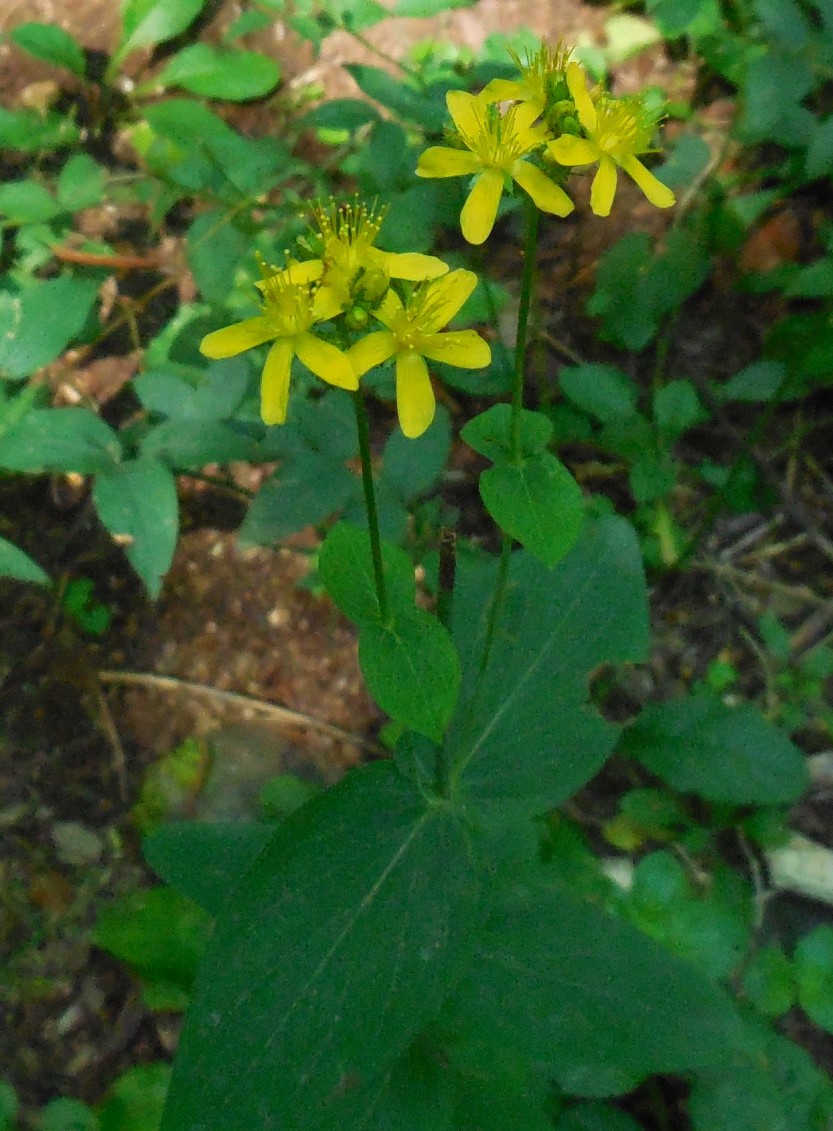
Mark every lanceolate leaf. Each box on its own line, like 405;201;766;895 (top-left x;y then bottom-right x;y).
0;536;49;585
448;517;648;819
160;763;480;1131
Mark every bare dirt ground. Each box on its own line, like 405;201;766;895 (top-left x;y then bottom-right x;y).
1;0;832;1123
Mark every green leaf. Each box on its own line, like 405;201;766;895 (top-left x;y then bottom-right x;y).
159;762;480;1131
448;517;649;819
480;452;584;568
394;0;476;13
620;693;809;804
0;106;79;153
98;1064;171;1131
318;522;415;625
0;181;58;225
555;1102;643;1131
795;926;833;1032
689;1022;833;1131
186;210;251;303
93;886;211;989
805;115;833;180
135;359;249;422
0;536;49;585
653;379;706;441
382;406;450;502
0;276;99;379
39;1099;98;1131
93;458;178;598
157;44;280;101
345;64;447;130
461;405;552;461
140;420;258;468
0;1082;17;1131
240;453;357;545
785;256;833;297
10;22;87;76
0;407;120;473
742;944;796;1016
144;821;274;915
645;0;721;37
360;608;461;741
115;0;207;65
720;360;787;402
559;364;639;425
446;884;743;1095
57;155;106;212
737;53;815;144
300;98;382;131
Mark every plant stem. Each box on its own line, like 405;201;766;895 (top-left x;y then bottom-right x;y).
353;391;391;627
511;195;540;461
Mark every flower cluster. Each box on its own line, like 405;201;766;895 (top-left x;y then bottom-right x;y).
200;46;675;434
200;200;491;437
417;45;675;240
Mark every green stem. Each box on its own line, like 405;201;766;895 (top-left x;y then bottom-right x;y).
511;196;540;461
353;391;390;627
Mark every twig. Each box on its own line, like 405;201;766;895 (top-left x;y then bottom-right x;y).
98;669;380;753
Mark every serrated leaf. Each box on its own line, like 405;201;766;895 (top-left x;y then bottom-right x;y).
10;22;87;76
0;276;99;379
0;407;120;473
447;517;649;819
360;608;460;741
158;44;280;101
446;884;743;1094
0;536;50;585
318;522;415;625
620;693;809;804
480;452;584;568
159;762;480;1131
93;458;178;598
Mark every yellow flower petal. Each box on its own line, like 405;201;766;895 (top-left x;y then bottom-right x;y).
200;317;274;359
620;155;676;209
255;261;323;292
348;331;397;376
479;77;525;104
566;62;597;135
417;145;482;179
546;135;600;167
511;99;545;138
260;339;293;425
395;351;435;439
512;161;574;217
421;330;492;369
420;269;479;332
446;89;483;140
312;287;345;322
590;155;618;217
377;250;449;280
295;333;357;390
373;289;404;331
460;169;504;246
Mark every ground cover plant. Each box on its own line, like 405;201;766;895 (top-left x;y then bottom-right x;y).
2;0;833;1128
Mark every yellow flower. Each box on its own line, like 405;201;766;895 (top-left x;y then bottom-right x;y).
200;265;356;426
479;43;571;117
416;91;573;245
348;269;491;438
295;199;448;312
546;63;676;218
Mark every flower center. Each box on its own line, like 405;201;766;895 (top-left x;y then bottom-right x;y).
259;269;315;336
459;102;547;170
593;98;655;158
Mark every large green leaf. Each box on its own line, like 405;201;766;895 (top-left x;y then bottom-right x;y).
93;458;178;598
0;277;99;379
620;693;809;804
318;522;414;625
447;517;648;819
445;884;744;1096
239;453;357;546
0;408;121;474
159;762;480;1131
10;22;87;76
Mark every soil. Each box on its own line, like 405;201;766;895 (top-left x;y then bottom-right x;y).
1;0;833;1124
